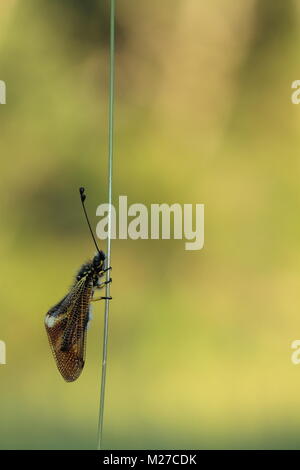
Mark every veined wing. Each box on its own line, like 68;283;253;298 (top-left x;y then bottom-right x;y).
45;275;94;382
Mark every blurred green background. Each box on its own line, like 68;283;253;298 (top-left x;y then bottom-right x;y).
1;0;300;449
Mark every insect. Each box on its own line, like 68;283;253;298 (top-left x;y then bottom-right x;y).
45;187;112;382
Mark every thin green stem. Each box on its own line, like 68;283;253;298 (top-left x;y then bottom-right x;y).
97;0;115;451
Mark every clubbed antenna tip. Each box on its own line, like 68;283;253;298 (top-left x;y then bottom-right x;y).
79;187;86;202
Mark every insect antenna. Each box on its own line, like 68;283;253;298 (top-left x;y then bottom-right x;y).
79;187;101;254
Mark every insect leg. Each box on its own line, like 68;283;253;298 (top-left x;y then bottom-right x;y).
92;296;112;302
97;278;112;290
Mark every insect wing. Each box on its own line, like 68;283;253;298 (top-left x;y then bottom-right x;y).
45;276;93;382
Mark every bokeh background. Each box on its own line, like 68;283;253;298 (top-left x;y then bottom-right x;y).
1;0;300;449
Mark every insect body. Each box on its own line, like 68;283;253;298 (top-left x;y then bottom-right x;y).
45;188;111;382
